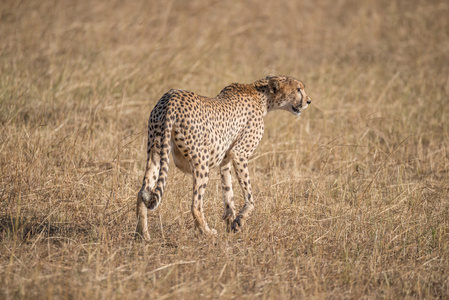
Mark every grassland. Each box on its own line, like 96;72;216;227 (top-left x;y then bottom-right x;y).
1;0;448;298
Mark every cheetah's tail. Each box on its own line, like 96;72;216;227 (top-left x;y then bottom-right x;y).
145;111;175;210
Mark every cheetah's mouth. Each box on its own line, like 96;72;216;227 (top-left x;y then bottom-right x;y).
291;105;301;115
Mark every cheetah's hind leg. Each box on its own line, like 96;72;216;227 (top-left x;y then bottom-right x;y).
220;161;236;231
190;160;217;236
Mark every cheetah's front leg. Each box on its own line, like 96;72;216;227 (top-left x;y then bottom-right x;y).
220;161;236;231
231;157;254;232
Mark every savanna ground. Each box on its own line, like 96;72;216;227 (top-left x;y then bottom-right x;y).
1;0;449;298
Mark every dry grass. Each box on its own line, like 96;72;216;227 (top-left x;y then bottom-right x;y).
1;0;449;298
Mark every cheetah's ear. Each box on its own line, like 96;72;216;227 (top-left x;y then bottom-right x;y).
268;77;280;94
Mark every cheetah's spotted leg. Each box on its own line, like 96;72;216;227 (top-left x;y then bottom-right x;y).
191;162;217;235
231;156;254;232
136;146;160;241
220;161;236;231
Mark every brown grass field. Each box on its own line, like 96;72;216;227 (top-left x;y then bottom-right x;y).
1;0;449;298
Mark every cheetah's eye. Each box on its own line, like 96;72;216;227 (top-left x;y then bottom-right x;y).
297;88;301;93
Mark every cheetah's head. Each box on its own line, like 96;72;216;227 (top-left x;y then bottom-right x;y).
266;75;311;116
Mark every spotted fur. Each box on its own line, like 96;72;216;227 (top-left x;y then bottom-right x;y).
136;75;312;240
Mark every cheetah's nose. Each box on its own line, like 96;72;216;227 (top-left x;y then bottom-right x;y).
307;99;311;105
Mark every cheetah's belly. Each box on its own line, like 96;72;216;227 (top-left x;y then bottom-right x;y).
171;138;192;174
170;128;192;174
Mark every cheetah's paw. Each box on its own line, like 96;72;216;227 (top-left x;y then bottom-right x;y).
231;216;244;233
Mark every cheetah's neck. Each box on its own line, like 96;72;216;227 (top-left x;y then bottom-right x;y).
217;81;270;117
252;80;270;117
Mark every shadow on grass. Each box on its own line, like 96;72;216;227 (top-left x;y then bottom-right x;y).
0;216;90;242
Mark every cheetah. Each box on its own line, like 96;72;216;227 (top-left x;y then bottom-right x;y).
136;75;311;241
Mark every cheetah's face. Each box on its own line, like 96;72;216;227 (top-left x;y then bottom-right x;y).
267;76;312;116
